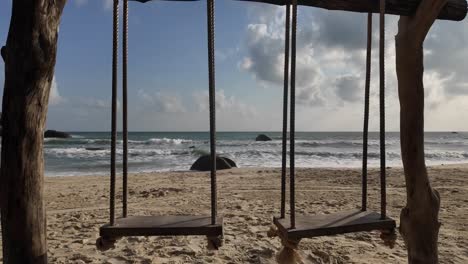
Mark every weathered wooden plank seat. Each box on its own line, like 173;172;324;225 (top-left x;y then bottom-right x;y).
100;215;223;238
274;210;396;240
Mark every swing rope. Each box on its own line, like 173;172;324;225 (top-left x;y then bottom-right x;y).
123;0;129;218
280;3;290;219
284;0;387;227
207;0;217;225
379;0;387;219
362;12;372;212
110;0;119;226
289;0;298;229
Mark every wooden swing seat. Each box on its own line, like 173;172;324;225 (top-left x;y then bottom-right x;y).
273;209;395;240
100;215;223;238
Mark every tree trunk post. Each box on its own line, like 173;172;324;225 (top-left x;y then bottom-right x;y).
395;0;447;263
0;1;66;263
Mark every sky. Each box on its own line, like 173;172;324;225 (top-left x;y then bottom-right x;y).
1;0;468;132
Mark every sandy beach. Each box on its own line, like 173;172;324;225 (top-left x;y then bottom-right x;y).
1;165;467;263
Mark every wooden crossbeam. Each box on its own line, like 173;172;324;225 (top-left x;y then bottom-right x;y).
239;0;467;21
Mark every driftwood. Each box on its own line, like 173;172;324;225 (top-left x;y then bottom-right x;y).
239;0;467;21
395;0;446;263
0;0;67;263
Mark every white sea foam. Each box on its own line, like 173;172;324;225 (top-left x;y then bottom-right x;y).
147;138;192;145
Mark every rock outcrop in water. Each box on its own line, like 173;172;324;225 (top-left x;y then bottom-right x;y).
44;130;71;138
256;134;272;141
190;155;237;171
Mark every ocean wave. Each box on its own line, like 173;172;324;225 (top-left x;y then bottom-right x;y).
425;140;468;146
298;140;364;147
42;132;468;176
44;137;193;146
116;137;193;145
44;138;72;143
233;139;398;148
44;138;91;145
224;149;399;159
46;146;468;161
45;147;108;159
147;138;192;145
425;151;468;159
224;149;468;160
45;146;203;159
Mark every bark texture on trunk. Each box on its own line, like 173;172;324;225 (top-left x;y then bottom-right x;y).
395;0;447;263
1;1;66;263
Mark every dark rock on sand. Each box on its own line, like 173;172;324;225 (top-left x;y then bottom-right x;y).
44;130;71;138
256;134;272;141
222;157;237;168
190;155;236;171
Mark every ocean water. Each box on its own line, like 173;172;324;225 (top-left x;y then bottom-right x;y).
44;132;468;176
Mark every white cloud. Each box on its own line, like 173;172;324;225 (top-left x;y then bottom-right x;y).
423;20;468;97
49;76;65;106
75;0;88;7
334;75;363;102
104;0;113;11
424;71;453;109
194;90;257;117
216;48;238;62
241;8;368;107
240;6;468;131
65;96;121;111
82;98;115;109
39;76;121;115
239;57;253;70
137;90;186;113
